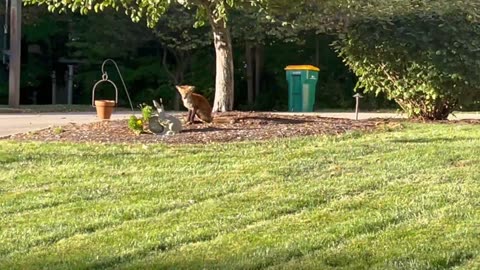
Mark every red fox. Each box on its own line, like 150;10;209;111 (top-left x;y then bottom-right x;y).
175;85;213;124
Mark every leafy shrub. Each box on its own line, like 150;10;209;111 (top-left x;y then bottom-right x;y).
126;103;154;135
335;6;480;120
128;115;143;135
140;103;154;122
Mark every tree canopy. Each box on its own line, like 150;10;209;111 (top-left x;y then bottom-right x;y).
24;0;267;111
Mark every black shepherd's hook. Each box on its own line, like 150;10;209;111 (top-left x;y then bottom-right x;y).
101;59;134;112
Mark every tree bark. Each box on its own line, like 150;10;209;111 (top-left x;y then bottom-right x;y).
246;42;254;105
210;18;234;112
173;72;181;111
174;52;189;111
162;47;188;111
8;0;21;107
254;45;263;101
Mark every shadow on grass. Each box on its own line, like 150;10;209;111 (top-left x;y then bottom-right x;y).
391;137;478;143
8;152;149;162
0;154;21;164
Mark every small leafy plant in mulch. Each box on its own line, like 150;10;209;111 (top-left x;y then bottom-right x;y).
128;115;144;135
127;103;154;135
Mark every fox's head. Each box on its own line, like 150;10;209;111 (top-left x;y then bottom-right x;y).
175;85;195;98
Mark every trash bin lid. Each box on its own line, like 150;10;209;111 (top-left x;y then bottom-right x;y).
284;65;320;71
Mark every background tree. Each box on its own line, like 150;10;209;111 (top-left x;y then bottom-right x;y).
153;5;211;110
24;0;268;112
64;10;158;106
0;4;70;104
230;7;299;107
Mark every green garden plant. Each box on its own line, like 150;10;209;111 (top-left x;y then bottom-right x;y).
335;6;480;120
128;115;143;135
139;103;154;121
53;126;64;135
127;103;154;135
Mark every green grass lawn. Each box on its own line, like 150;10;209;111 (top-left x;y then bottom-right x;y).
1;123;479;270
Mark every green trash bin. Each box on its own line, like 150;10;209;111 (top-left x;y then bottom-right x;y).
285;65;320;112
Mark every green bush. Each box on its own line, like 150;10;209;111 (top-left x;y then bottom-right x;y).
140;103;154;121
335;7;480;120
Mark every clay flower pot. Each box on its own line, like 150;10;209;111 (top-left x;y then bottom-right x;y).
95;100;116;120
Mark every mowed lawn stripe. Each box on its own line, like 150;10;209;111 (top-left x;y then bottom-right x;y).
0;123;479;269
113;154;480;269
0;135;422;259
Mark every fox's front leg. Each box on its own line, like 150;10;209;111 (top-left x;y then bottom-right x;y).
186;109;194;125
190;108;197;123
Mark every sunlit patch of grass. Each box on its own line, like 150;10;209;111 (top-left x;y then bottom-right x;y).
1;123;479;269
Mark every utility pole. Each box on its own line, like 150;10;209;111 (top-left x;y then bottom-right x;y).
8;0;20;107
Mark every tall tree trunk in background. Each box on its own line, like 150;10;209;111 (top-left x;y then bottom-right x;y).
246;42;254;105
173;52;189;111
254;45;264;101
315;35;320;67
173;91;181;111
173;70;183;111
162;47;188;111
209;17;234;112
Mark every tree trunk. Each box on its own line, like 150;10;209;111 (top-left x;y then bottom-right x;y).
254;45;263;101
210;18;234;112
173;91;181;111
315;35;320;67
162;47;187;111
173;71;182;111
246;42;254;105
173;53;189;111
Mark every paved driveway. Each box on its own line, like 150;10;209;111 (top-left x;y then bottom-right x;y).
0;111;479;137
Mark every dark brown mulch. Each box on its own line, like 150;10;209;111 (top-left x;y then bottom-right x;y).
4;112;402;145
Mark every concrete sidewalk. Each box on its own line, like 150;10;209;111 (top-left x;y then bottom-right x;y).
0;111;479;138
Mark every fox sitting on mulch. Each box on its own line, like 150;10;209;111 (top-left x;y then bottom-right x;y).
175;85;235;125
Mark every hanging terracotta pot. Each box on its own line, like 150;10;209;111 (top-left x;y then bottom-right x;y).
94;100;116;120
92;74;118;120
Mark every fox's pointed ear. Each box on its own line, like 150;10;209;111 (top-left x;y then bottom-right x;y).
175;85;180;90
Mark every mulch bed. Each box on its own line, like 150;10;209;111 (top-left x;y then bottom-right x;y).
7;112;479;145
3;112;402;145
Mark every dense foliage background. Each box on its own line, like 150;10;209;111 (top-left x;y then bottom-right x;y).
0;4;393;111
1;1;479;117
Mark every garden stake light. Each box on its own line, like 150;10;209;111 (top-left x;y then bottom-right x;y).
353;93;363;121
